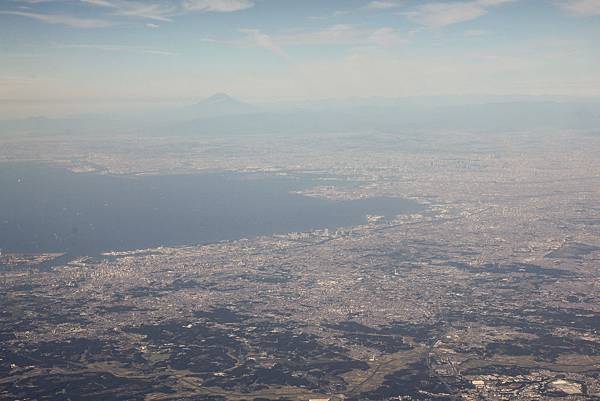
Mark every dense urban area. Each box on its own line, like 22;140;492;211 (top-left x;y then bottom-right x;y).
1;129;599;400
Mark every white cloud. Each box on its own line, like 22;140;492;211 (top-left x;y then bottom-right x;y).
238;29;291;61
209;25;407;62
368;27;409;47
464;28;488;36
560;0;600;16
1;0;253;30
0;10;111;28
141;49;177;55
8;0;64;3
402;0;516;28
477;0;515;5
145;22;160;28
80;0;114;7
51;43;177;55
366;1;403;10
183;0;254;12
276;25;407;47
277;25;360;46
81;0;177;21
79;0;254;22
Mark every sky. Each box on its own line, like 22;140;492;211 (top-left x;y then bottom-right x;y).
1;0;600;109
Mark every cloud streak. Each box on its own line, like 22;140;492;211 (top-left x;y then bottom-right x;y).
80;0;178;21
52;43;178;55
402;0;516;28
366;1;403;10
239;29;291;61
183;0;254;12
274;25;407;47
81;0;254;21
2;0;255;28
212;25;408;61
0;10;111;28
560;0;600;16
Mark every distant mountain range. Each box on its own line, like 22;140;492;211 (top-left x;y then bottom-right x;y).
2;94;600;137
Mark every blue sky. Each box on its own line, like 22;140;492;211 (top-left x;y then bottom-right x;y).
1;0;600;105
